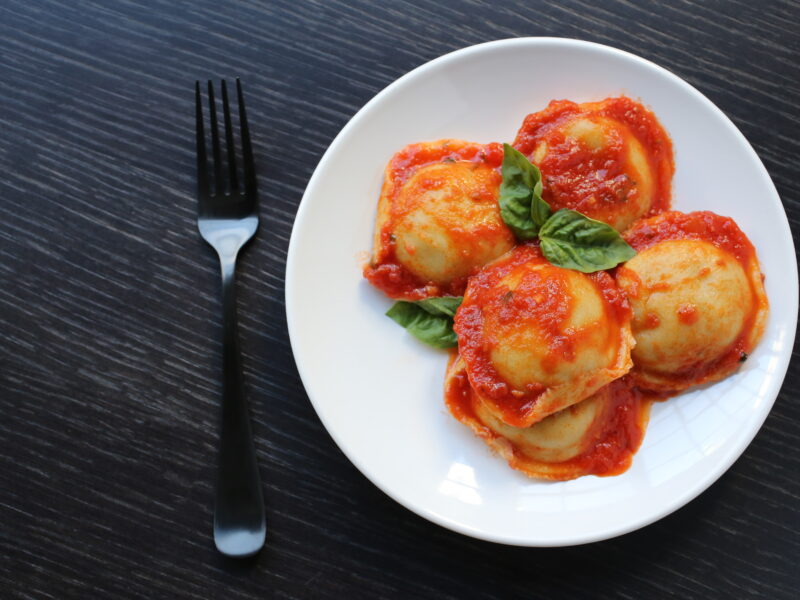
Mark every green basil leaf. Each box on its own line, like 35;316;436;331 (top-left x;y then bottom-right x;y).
414;296;462;318
499;143;551;240
539;209;636;273
385;296;463;349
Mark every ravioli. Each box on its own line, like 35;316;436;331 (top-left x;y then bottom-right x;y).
617;211;768;392
364;140;515;299
445;356;650;480
453;243;634;427
513;97;673;232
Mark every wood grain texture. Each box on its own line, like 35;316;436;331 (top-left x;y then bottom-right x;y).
0;0;798;598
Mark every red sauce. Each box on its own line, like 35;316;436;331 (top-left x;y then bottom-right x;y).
453;243;631;426
623;211;767;391
364;140;505;299
365;245;469;300
569;378;649;477
387;141;503;187
444;358;650;480
512;97;674;229
624;210;756;265
643;312;661;329
677;303;699;325
648;281;672;292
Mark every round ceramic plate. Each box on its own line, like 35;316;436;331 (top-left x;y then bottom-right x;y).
285;38;797;546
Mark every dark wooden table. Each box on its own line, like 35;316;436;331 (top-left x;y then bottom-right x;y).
2;1;798;598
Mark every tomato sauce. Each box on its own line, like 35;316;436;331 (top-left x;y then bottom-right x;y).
453;243;630;425
512;97;674;229
643;312;661;329
567;378;650;478
364;140;505;300
624;210;757;264
444;357;650;480
677;304;699;325
365;243;469;300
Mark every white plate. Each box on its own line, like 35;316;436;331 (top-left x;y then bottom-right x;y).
285;38;797;546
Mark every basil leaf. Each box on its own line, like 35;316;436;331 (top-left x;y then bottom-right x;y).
414;296;462;318
386;296;463;349
499;143;551;240
539;209;636;273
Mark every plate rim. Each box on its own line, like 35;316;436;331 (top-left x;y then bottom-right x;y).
285;36;798;546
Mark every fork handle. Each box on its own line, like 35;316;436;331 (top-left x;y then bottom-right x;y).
213;256;266;557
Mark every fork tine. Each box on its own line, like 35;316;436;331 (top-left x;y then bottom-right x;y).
207;80;223;194
195;81;210;200
236;79;257;196
221;80;239;194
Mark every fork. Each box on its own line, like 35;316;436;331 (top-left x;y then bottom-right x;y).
195;79;266;557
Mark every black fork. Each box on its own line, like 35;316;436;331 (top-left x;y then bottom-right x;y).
195;79;265;557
